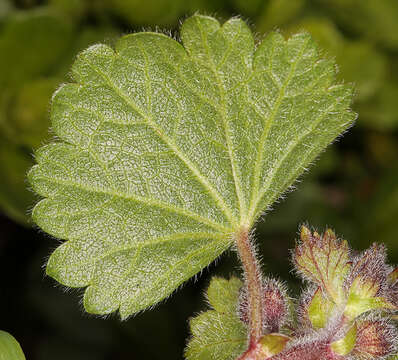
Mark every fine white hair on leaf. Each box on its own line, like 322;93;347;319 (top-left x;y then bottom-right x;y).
29;14;356;321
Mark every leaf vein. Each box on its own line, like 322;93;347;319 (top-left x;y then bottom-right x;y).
252;96;346;218
248;36;311;221
196;18;246;220
36;172;230;232
84;55;237;226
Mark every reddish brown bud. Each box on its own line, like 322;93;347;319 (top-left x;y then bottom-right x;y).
387;267;398;307
263;279;289;333
239;278;289;333
270;340;344;360
388;267;398;284
353;318;397;358
347;243;388;296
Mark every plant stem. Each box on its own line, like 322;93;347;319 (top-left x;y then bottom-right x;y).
236;227;265;348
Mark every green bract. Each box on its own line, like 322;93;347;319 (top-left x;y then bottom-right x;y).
29;15;355;318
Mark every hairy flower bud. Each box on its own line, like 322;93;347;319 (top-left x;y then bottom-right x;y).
346;243;388;296
263;279;289;333
352;318;397;358
387;267;398;308
239;278;289;333
270;340;345;360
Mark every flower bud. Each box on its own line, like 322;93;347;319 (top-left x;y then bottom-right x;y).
346;243;388;295
263;279;289;333
238;278;289;333
271;340;345;360
352;318;397;358
387;267;398;308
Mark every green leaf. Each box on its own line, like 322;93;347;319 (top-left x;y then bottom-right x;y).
29;15;355;318
287;18;387;101
344;277;397;321
258;333;290;357
294;227;351;303
207;275;244;315
330;324;357;356
307;287;335;329
185;277;247;360
0;331;26;360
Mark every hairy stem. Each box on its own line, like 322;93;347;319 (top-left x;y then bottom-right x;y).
236;227;265;348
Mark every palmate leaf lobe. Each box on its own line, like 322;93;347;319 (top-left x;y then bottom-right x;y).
28;14;355;318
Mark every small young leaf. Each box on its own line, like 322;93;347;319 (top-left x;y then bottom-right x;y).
207;276;243;314
344;277;397;321
185;277;247;360
0;331;26;360
294;227;351;303
344;244;397;320
29;15;355;318
330;324;357;356
258;333;290;357
352;318;397;359
306;287;334;329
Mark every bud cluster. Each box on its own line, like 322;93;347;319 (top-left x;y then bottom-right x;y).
237;226;398;360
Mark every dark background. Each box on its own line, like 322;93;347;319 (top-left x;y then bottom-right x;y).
1;0;398;359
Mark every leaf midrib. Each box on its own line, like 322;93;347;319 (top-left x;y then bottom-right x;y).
195;17;247;223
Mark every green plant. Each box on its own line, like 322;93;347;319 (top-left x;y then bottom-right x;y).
26;14;397;359
186;228;398;359
0;331;25;360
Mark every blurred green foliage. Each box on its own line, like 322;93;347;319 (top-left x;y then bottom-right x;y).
0;0;397;359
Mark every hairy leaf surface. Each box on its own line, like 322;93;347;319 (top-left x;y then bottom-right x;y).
29;14;355;318
185;277;247;360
